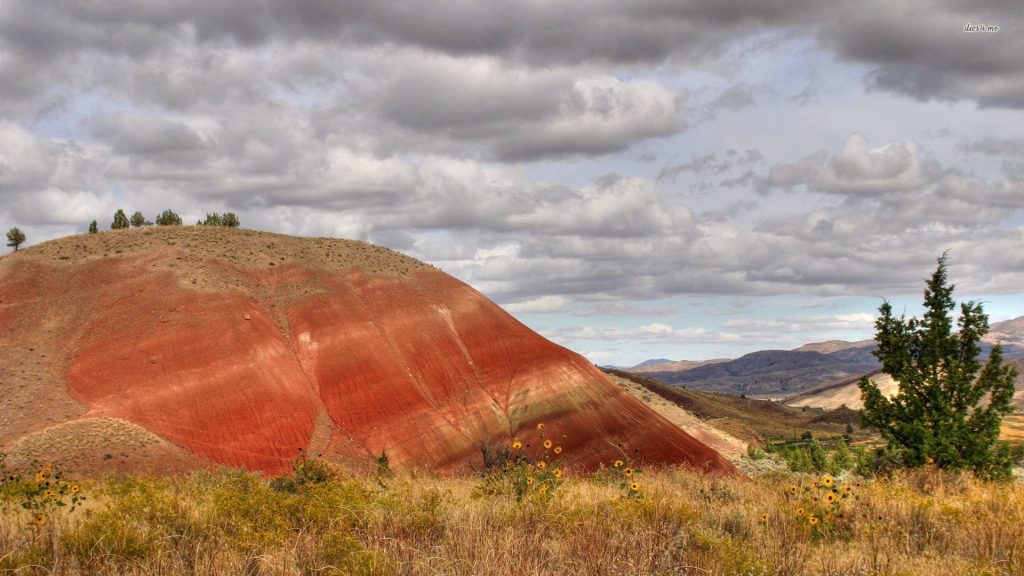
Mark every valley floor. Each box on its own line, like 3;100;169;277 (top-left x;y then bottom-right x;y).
2;460;1023;576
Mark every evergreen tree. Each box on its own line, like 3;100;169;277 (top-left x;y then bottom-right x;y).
6;227;26;251
111;209;129;229
832;437;854;471
89;220;98;234
201;212;240;228
155;209;182;226
859;254;1018;478
130;211;146;227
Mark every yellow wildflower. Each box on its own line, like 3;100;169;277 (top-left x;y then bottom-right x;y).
623;467;634;477
536;423;545;430
820;474;834;488
543;439;553;449
554;446;563;455
512;440;523;450
613;459;624;468
629;482;640;492
536;460;547;469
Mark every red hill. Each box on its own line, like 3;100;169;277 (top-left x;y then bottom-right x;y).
0;227;735;476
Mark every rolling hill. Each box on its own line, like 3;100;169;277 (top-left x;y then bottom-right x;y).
636;317;1024;398
601;369;861;445
644;344;880;397
0;226;735;476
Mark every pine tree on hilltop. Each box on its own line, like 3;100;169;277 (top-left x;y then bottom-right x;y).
859;253;1019;478
130;211;147;227
201;212;240;228
89;220;98;234
155;209;182;226
6;227;26;251
111;209;129;229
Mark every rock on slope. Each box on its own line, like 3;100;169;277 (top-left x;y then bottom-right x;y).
0;227;735;476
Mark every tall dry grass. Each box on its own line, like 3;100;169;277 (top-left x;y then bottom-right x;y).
2;462;1022;575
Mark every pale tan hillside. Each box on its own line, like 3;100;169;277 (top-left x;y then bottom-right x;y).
793;340;873;354
785;371;898;410
604;372;748;461
631;358;729;374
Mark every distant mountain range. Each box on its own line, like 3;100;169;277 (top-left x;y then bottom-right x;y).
627;316;1024;398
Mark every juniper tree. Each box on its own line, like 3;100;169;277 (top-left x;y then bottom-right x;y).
201;213;223;226
6;227;26;251
129;211;146;227
155;209;182;226
859;254;1018;478
111;209;129;229
88;220;98;234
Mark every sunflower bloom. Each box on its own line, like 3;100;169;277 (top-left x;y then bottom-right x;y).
35;514;45;526
788;485;798;495
512;440;523;450
820;475;834;488
629;482;640;492
760;513;769;522
796;506;805;516
536;461;547;469
613;460;623;468
623;467;634;477
554;446;563;454
554;469;563;479
536;423;545;430
526;476;535;485
809;516;819;526
824;493;837;504
543;439;553;449
70;484;80;493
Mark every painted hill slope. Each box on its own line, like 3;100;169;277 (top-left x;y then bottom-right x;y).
0;227;735;476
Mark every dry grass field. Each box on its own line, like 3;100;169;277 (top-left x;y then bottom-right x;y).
3;455;1023;576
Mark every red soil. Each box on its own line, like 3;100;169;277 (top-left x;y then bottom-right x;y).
0;228;736;476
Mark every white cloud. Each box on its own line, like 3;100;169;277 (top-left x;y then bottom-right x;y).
505;295;573;314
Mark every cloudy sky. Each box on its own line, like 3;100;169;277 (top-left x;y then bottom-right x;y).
3;1;1023;365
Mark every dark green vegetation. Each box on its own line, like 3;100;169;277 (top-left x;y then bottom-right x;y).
200;212;241;227
6;227;26;251
98;208;241;234
129;211;150;227
154;209;183;226
110;209;129;229
860;254;1020;479
88;221;97;234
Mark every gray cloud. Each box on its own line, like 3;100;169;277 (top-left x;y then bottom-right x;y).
818;0;1024;108
958;136;1024;157
3;0;1024;322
